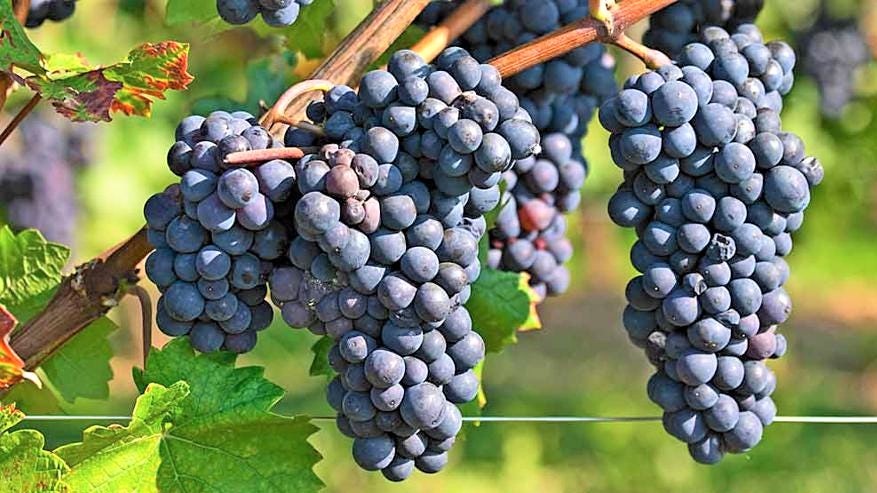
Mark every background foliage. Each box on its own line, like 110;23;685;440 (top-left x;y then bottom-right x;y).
3;0;877;491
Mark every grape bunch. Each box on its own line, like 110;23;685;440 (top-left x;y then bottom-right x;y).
25;0;76;28
216;0;314;27
601;25;823;463
143;111;294;353
644;0;764;59
0;112;92;244
799;11;870;118
270;48;540;480
419;0;618;300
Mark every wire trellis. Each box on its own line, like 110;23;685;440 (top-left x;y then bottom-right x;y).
19;415;877;424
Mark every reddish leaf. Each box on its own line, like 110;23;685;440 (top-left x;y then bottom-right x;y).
27;41;193;122
0;304;26;391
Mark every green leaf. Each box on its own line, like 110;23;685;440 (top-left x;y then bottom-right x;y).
0;404;69;493
41;318;118;403
165;0;218;25
0;227;68;314
466;268;542;353
54;382;189;492
27;42;194;122
128;339;323;492
0;1;44;74
309;336;334;378
281;0;336;58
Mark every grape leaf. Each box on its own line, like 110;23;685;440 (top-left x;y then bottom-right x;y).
41;318;118;403
309;336;334;378
466;268;542;353
130;339;324;493
0;404;69;493
27;42;194;122
0;0;44;74
54;382;189;493
0;227;68;311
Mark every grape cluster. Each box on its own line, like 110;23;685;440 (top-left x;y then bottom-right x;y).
601;25;823;463
644;0;764;59
420;0;618;300
799;12;870;118
216;0;313;27
0;112;92;244
270;48;540;480
25;0;76;28
144;111;293;353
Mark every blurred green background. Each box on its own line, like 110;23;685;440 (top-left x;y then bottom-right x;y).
4;0;877;491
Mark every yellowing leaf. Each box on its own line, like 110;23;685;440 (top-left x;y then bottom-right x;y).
28;42;194;122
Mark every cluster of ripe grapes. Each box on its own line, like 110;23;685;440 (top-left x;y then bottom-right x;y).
419;0;618;301
25;0;76;28
603;23;822;463
145;48;540;480
216;0;314;27
798;8;871;118
144;111;292;353
644;0;764;59
0;112;92;244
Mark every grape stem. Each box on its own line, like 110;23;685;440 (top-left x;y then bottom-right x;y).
222;146;308;166
259;79;336;131
589;0;616;36
489;0;677;77
409;0;491;63
0;93;41;147
128;285;153;367
612;33;673;69
12;0;30;22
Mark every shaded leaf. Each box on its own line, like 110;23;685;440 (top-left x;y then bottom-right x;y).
0;1;44;74
0;404;69;493
309;336;333;378
41;318;118;403
281;0;336;58
28;42;194;122
0;227;68;311
165;0;218;25
467;268;542;353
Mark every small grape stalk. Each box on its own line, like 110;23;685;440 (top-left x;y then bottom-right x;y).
216;0;315;27
601;24;822;463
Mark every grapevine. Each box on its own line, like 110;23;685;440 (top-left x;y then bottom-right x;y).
0;0;843;487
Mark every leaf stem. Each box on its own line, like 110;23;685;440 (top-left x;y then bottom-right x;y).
0;93;41;148
612;33;673;69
